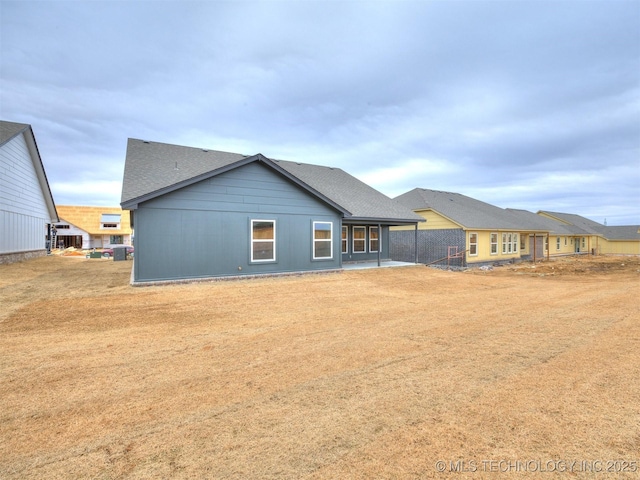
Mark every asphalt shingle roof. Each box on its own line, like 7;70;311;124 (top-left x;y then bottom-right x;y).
121;139;423;224
395;188;541;230
538;211;640;240
538;211;606;235
0;120;29;146
506;209;584;235
599;225;640;241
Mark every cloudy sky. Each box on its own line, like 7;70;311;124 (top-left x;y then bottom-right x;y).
2;0;639;225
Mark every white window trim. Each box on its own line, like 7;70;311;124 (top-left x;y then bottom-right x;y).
101;223;120;229
250;219;276;263
512;233;519;253
313;221;333;260
502;233;507;254
353;226;366;253
341;226;348;254
490;232;498;255
369;226;380;253
469;232;478;256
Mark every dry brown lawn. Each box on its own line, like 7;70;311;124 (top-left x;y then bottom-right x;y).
1;255;639;479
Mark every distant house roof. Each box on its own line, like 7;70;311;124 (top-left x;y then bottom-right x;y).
599;225;640;241
0;120;58;222
537;211;606;235
506;209;585;236
395;188;544;231
538;211;640;241
121;138;423;224
56;205;132;235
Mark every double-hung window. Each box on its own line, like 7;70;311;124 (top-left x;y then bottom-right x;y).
251;220;275;262
512;233;518;253
313;222;333;259
502;233;508;254
490;233;498;254
341;226;348;254
353;226;366;253
369;226;379;252
469;232;478;256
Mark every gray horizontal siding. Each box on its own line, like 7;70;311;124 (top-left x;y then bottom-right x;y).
133;162;342;282
145;165;327;214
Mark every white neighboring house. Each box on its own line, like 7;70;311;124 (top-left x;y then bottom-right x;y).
0;120;58;264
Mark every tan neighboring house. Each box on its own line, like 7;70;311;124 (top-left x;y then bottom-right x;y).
54;205;132;250
391;188;548;267
504;208;581;258
537;211;640;256
391;188;639;267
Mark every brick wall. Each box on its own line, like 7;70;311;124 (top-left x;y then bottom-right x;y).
390;229;466;267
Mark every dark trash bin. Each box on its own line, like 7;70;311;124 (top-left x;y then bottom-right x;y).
113;246;127;261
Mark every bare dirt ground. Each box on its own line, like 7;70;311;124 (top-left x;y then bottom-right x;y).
1;255;639;479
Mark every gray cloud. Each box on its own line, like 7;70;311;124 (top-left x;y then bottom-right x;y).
2;0;638;224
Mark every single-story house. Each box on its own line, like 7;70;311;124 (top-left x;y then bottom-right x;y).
0;120;58;264
120;138;423;283
54;205;133;250
390;188;549;267
537;211;640;256
505;208;582;258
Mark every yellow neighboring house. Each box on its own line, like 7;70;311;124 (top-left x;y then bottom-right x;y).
391;188;549;267
54;205;132;250
537;211;640;256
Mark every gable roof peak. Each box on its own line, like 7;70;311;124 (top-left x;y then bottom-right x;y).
121;138;423;223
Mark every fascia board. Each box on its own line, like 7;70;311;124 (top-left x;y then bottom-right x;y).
122;154;352;216
423;208;465;229
121;156;261;209
23;128;59;222
343;216;424;225
537;211;573;225
257;155;351;216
